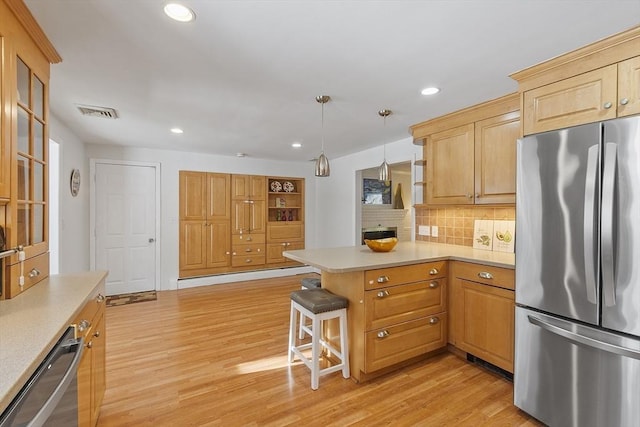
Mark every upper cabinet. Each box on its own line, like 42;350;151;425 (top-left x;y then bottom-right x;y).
411;93;519;206
231;174;265;201
511;26;640;135
1;0;61;298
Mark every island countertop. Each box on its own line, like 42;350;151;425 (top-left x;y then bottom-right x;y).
0;270;108;413
283;241;514;273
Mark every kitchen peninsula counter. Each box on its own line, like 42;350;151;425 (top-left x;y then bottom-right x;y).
283;241;514;382
0;270;108;413
283;241;515;272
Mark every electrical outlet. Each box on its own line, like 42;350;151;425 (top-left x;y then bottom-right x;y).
418;225;430;236
431;226;439;237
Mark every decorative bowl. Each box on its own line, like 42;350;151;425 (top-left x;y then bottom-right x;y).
364;237;398;252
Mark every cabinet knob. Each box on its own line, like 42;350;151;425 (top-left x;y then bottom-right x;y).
475;193;480;199
377;330;390;339
245;248;252;252
96;294;105;303
429;317;440;325
225;251;230;255
478;271;494;280
28;268;40;278
620;98;629;106
466;193;473;199
377;275;390;283
245;259;252;263
603;102;613;109
377;290;390;298
86;341;93;349
77;319;91;333
429;268;439;275
232;252;237;256
93;330;101;338
246;236;252;241
429;281;439;289
282;243;287;246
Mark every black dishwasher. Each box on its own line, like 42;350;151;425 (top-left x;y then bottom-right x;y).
0;326;84;427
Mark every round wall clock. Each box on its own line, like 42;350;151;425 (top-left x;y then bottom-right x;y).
70;168;81;197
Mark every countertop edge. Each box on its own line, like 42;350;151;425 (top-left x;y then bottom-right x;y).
0;270;108;413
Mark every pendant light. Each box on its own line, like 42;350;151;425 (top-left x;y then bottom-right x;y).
378;109;392;182
315;95;331;177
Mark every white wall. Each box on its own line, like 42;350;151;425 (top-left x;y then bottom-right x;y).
49;114;90;273
315;137;421;248
85;144;318;291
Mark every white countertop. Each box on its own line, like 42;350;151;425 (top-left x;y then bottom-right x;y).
283;241;515;273
0;270;108;413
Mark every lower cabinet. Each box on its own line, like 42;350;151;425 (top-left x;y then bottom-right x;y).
75;286;106;427
450;261;515;373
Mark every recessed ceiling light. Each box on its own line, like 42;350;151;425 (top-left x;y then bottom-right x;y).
170;127;183;134
291;142;302;148
164;3;196;22
236;153;247;157
421;87;440;96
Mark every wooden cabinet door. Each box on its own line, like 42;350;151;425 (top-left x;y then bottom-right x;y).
474;111;519;204
179;221;206;270
231;200;265;234
206;220;231;268
457;279;515;373
91;310;106;427
206;173;230;220
618;56;640;118
266;240;304;264
523;64;618;135
231;175;266;200
179;171;206;220
426;123;474;205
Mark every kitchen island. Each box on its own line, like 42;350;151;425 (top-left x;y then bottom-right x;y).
284;241;515;381
0;270;108;414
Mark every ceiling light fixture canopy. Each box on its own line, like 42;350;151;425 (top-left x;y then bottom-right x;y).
378;109;392;182
164;3;196;22
315;95;331;177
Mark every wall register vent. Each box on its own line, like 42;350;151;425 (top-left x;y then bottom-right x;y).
76;104;119;119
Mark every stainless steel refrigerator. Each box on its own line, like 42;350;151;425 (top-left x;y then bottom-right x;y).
515;116;640;426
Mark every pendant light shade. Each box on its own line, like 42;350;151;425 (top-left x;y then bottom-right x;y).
315;95;331;177
378;109;392;182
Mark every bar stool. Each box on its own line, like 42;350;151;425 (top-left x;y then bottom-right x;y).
299;277;322;339
288;288;350;390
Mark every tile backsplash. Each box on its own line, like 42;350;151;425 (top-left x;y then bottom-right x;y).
415;206;515;247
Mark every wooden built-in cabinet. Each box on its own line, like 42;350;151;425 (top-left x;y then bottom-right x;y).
74;281;107;427
511;26;640;135
411;93;520;206
266;177;304;267
323;261;447;382
179;171;232;275
449;261;515;373
0;0;61;298
179;172;304;278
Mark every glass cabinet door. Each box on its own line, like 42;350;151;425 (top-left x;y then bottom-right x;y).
16;56;47;248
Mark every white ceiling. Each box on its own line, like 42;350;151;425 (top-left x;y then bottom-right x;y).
25;1;640;162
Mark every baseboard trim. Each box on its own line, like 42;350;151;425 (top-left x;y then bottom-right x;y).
177;266;318;289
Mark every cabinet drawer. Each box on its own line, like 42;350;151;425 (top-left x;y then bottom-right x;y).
365;279;446;330
73;281;106;339
232;233;265;245
266;241;304;264
365;261;447;290
365;314;447;373
6;252;50;297
231;253;266;267
267;223;304;241
453;261;514;290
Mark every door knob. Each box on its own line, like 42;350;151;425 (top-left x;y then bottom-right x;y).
149;238;155;243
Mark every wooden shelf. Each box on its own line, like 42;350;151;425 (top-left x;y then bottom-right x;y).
414;159;427;166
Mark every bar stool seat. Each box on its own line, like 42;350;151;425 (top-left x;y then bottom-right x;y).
288;288;350;390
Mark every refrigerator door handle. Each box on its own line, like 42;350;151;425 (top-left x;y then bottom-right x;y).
583;144;599;304
528;315;640;360
602;142;617;307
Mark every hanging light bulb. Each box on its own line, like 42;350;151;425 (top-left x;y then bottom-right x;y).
315;95;331;177
378;109;392;182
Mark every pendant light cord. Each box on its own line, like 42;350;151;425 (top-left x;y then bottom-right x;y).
321;101;325;153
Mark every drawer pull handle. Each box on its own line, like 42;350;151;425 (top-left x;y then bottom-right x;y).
377;290;390;298
245;248;252;252
86;341;93;349
429;317;440;325
93;331;101;338
96;294;105;303
282;243;287;246
478;271;494;280
429;281;439;289
246;237;252;241
377;275;390;283
377;330;390;339
245;259;252;263
429;268;439;275
78;319;91;333
28;268;41;278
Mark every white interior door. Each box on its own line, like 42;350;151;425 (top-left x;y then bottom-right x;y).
95;162;157;295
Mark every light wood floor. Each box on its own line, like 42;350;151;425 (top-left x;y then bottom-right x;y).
98;274;542;426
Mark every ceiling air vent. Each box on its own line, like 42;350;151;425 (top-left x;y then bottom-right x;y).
76;104;119;119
